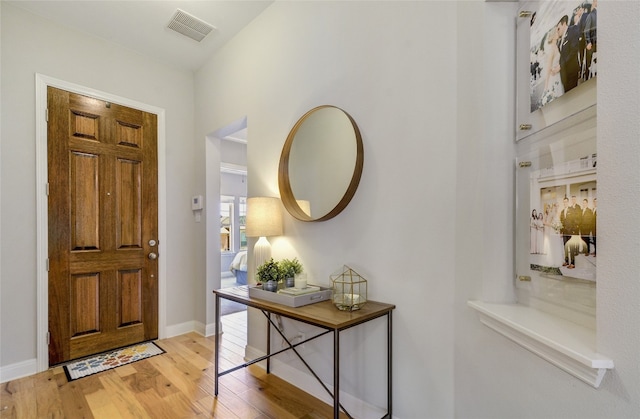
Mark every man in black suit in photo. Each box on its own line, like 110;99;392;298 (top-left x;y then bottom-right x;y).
554;15;581;92
559;197;572;266
584;0;597;80
591;197;597;255
580;198;595;255
561;196;582;268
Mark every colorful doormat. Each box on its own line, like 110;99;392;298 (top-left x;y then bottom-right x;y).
63;341;164;381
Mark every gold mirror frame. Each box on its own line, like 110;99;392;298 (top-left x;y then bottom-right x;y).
278;105;364;222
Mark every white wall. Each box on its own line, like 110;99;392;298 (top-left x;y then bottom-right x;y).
0;3;198;368
195;1;458;416
453;1;640;419
195;1;640;418
221;140;247;168
220;173;247;198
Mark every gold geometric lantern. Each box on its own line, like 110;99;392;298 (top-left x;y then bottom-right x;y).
330;265;367;311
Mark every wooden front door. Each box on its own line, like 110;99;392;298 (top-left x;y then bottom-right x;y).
47;87;158;366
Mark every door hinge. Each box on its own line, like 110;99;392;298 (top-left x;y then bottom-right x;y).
46;108;49;123
47;332;50;345
46;258;49;271
46;183;49;196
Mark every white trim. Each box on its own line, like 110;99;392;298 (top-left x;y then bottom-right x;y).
35;74;168;372
205;321;220;337
220;162;247;176
468;300;613;388
166;321;205;338
0;359;38;384
205;134;223;330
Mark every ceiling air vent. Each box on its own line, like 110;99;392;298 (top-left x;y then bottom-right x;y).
167;9;216;42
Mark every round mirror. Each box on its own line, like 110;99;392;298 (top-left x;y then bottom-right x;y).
279;105;364;222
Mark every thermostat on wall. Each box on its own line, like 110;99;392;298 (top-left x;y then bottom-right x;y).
192;195;203;210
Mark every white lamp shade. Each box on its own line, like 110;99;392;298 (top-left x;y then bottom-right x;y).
246;197;283;237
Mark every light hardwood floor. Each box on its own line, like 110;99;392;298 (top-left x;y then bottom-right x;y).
1;312;344;418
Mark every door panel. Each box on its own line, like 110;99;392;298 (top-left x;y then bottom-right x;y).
118;269;143;326
70;273;100;336
116;158;142;248
48;87;158;365
70;151;100;250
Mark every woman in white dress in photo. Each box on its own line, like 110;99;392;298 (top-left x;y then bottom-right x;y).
540;27;565;107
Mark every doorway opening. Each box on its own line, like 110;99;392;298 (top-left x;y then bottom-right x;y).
206;118;248;324
219;133;248;316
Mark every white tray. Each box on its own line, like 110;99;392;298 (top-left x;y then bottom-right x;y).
249;284;332;307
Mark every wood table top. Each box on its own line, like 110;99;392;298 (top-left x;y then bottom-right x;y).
214;286;395;330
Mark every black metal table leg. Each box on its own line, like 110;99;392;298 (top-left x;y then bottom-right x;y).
267;312;271;374
334;330;340;418
388;310;393;417
214;293;220;396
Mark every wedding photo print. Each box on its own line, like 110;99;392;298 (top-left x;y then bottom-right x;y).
529;0;597;111
528;154;596;282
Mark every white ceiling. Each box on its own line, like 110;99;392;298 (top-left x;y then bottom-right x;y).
6;0;273;72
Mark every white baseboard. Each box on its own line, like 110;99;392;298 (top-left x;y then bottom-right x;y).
244;345;386;419
165;320;205;338
0;358;38;384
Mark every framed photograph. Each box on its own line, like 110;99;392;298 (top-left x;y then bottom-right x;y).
515;105;596;286
516;1;597;141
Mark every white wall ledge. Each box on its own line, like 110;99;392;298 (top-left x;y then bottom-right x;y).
468;300;613;388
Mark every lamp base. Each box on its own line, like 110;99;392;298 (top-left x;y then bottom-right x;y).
254;236;272;273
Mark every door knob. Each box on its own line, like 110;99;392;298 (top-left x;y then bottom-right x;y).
148;239;157;247
148;252;158;260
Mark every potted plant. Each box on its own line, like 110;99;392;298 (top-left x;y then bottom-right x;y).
256;258;282;292
279;258;303;288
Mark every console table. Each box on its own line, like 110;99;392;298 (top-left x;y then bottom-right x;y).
213;286;395;419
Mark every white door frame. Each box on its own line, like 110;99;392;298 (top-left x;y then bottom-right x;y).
204;117;247;335
35;73;168;371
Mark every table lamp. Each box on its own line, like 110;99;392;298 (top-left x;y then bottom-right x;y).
245;197;283;273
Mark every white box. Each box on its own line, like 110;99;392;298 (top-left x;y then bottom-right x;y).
249;284;332;307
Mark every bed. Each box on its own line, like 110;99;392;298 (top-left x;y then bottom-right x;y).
229;250;248;285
